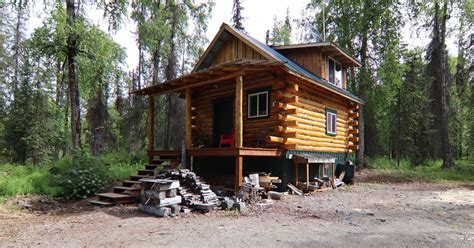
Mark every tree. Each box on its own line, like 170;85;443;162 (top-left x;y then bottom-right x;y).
426;1;454;169
271;8;292;46
231;0;244;30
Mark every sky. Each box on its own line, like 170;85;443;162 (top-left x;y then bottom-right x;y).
26;0;459;71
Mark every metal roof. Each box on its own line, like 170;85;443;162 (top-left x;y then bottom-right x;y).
221;24;364;104
288;153;336;163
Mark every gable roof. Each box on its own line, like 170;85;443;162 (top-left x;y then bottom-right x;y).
272;42;362;67
194;23;363;104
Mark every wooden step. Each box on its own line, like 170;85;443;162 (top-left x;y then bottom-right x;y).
148;160;165;165
130;175;150;181
97;192;137;204
89;199;114;207
122;180;141;187
145;164;159;170
113;186;141;195
137;169;155;176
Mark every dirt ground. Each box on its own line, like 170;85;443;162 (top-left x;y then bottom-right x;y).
1;170;473;247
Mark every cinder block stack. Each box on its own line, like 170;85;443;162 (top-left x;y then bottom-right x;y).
138;179;182;217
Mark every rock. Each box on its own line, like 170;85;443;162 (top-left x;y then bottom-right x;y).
221;199;235;210
170;205;181;216
267;191;284;200
155;207;171;217
231;202;247;212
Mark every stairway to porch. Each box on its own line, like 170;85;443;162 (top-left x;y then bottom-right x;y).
89;155;180;207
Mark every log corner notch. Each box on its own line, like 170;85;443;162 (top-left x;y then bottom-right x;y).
348;103;360;151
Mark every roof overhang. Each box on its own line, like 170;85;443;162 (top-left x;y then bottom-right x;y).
133;59;284;96
272;42;362;67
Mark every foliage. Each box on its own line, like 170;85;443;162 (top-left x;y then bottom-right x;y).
270;8;292;46
0;163;62;198
367;157;474;182
53;151;113;200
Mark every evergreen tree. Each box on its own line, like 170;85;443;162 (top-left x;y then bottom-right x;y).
271;8;292;46
231;0;244;30
426;0;454;169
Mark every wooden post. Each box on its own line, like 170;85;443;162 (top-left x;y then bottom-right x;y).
235;155;243;191
147;96;154;151
185;88;192;149
235;74;243;148
294;158;298;186
305;160;309;192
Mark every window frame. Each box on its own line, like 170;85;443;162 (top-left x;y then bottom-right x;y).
327;56;343;88
326;108;337;136
247;90;270;119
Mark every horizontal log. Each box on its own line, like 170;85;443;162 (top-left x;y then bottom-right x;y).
276;126;348;141
348;120;358;126
283;120;298;127
348;112;359;119
285;83;299;94
348;145;359;150
348;129;359;134
348;136;359;142
266;135;284;143
285;144;348;153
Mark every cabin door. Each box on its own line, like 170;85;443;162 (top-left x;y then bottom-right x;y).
212;97;234;147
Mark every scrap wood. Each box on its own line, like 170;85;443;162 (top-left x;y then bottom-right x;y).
287;183;303;195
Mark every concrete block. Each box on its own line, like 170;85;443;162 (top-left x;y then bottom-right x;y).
166;188;177;198
231;202;246;212
221;200;235;210
170;205;181;215
267;191;284;200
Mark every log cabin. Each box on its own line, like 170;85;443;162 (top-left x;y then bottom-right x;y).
134;23;364;191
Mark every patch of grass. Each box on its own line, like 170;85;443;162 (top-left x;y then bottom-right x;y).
0;163;62;197
366;157;474;182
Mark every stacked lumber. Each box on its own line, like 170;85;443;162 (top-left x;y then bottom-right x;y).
157;169;219;211
138;179;182;217
258;173;282;190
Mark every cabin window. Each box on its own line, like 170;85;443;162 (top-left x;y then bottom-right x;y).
328;57;342;88
326;108;337;136
248;91;269;118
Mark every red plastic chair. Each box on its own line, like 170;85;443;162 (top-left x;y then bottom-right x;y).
219;128;235;147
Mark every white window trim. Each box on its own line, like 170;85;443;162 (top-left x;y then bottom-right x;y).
326;111;337;135
248;91;269;118
327;56;343;88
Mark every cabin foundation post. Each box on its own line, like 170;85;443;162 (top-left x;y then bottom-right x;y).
305;160;309;192
235;155;243;191
147;96;155;153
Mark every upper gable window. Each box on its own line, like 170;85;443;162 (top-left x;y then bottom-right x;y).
328;57;343;88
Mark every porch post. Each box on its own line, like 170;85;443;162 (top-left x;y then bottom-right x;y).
235;74;243;148
235;155;243;191
147;96;155;151
185;88;192;149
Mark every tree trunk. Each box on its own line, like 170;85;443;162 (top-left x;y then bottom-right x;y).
66;0;82;150
356;26;369;167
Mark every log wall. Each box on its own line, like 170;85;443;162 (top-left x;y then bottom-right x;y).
266;77;360;153
191;76;285;148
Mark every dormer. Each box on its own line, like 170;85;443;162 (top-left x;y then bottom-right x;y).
272;42;361;90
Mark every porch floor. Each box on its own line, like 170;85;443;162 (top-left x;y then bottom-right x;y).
147;147;284;157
